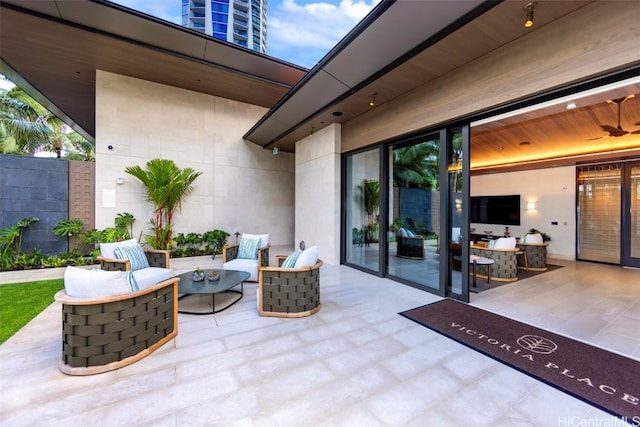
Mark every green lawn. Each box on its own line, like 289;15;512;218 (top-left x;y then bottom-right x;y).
0;279;64;344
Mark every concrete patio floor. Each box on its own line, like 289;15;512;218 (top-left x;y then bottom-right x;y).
1;249;639;426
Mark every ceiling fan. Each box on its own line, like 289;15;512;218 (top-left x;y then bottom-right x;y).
599;94;640;137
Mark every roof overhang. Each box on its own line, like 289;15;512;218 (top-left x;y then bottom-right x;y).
243;0;493;150
0;0;307;143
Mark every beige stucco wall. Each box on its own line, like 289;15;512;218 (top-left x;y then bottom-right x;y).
95;70;295;246
471;167;576;260
295;124;341;265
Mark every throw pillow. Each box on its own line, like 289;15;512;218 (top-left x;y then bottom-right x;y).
294;246;318;268
99;238;138;260
114;244;150;271
281;250;301;268
241;233;269;248
406;230;416;238
398;228;408;237
238;236;261;259
63;266;132;298
123;270;139;292
493;237;516;249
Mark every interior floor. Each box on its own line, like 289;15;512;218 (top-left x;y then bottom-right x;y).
1;250;639;426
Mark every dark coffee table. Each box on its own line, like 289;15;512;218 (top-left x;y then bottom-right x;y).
176;269;250;315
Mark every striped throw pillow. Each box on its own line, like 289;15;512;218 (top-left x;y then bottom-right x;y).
123;270;140;292
281;250;301;268
114;244;150;271
237;237;261;260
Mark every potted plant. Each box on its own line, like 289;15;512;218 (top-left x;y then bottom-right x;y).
192;267;205;282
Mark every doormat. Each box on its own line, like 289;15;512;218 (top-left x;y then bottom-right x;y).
399;299;640;425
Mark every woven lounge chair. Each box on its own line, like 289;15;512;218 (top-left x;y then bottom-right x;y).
258;256;323;318
54;277;179;375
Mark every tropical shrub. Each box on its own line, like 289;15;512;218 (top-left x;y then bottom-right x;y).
125;159;202;250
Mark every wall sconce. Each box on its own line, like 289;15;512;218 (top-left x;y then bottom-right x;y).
272;146;279;155
455;198;462;211
369;92;376;107
527;200;536;211
116;177;124;185
524;2;536;28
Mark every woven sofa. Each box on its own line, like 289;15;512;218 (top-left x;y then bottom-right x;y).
258;255;323;318
54;277;179;375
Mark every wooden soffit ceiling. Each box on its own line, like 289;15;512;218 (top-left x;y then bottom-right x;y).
0;0;307;142
243;1;596;153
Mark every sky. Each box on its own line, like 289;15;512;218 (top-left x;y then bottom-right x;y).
111;0;381;68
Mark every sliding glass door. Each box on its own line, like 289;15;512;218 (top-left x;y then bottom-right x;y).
343;125;470;302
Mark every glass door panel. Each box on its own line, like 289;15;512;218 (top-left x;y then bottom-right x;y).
387;137;440;289
577;165;621;264
345;149;380;272
447;127;468;300
623;163;640;267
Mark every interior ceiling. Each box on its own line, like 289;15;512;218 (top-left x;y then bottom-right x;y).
1;0;639;172
471;81;640;173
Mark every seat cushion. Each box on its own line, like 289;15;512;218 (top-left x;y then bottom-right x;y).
223;258;258;282
132;267;173;290
64;266;133;298
100;238;138;259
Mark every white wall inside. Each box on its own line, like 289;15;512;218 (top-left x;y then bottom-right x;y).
471;166;576;260
295;124;341;265
95;70;295;246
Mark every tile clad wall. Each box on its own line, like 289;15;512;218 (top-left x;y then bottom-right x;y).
95;71;295;246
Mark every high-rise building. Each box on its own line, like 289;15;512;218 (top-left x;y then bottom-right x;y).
182;0;267;54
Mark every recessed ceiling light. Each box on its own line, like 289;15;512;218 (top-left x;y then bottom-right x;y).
332;111;343;116
520;141;531;146
566;102;577;110
498;147;504;150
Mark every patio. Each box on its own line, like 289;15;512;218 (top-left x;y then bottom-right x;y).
1;249;639;426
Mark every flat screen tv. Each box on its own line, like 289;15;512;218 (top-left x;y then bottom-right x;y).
470;194;521;226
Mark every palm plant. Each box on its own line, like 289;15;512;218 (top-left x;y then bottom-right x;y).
393;141;438;190
0;90;51;154
0;83;94;159
125;159;202;250
114;212;135;239
356;179;380;227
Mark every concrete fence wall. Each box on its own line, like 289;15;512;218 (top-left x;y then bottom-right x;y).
0;154;94;256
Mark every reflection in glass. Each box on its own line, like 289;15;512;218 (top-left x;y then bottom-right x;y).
448;129;464;297
387;137;440;289
345;149;380;271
